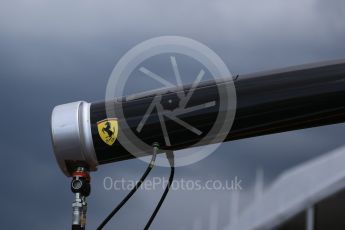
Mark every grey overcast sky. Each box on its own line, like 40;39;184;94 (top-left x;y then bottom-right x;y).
0;0;345;229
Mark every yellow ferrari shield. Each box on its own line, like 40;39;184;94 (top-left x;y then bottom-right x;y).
97;118;118;146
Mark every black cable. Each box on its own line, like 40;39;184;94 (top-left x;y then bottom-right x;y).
144;151;175;230
96;143;159;230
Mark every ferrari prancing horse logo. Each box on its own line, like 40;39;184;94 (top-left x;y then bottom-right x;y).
97;118;118;146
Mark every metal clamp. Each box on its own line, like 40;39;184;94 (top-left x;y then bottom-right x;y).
71;167;90;230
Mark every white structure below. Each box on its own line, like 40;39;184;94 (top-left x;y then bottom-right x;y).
226;145;345;230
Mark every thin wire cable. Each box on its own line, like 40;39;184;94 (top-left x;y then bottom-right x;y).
144;151;175;230
96;143;159;230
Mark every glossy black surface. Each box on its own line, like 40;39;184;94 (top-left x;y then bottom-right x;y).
90;60;345;164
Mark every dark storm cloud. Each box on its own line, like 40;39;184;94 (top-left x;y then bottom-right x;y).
0;0;345;229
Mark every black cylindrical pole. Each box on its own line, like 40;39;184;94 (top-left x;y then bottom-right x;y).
90;60;345;164
51;60;345;175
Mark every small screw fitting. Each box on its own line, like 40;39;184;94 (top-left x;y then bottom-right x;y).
71;167;90;229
